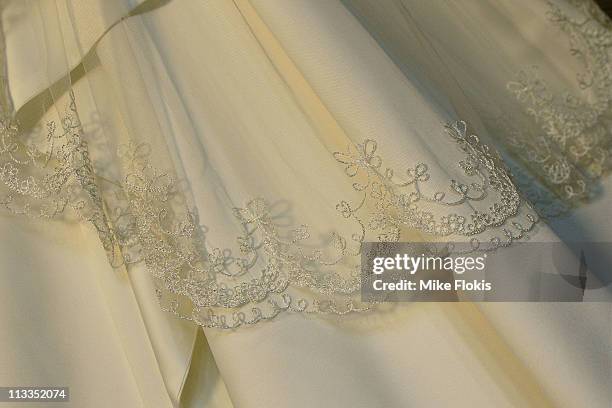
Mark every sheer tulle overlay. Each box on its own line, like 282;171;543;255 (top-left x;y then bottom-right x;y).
0;1;610;407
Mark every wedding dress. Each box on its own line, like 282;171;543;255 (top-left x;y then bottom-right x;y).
0;0;610;407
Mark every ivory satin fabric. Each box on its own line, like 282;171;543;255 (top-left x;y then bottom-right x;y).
0;0;611;407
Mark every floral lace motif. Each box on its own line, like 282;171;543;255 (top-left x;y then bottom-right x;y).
0;2;543;328
1;0;607;331
506;0;612;205
0;92;539;328
332;121;537;246
0;95;128;265
146;121;538;328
